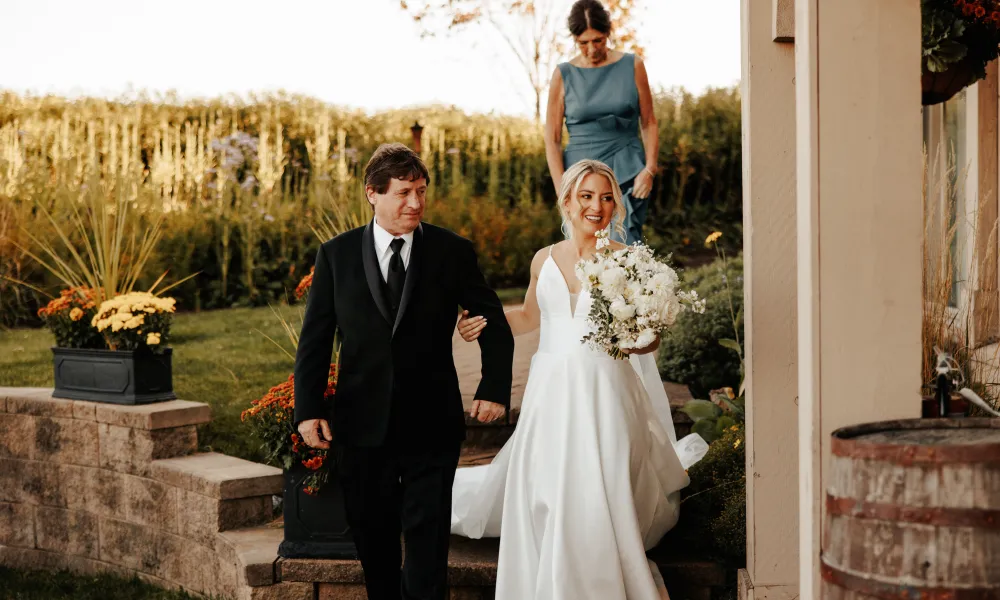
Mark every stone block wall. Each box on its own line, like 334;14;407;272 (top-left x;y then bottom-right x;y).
0;387;288;599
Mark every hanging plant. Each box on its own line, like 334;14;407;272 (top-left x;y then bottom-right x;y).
922;0;1000;104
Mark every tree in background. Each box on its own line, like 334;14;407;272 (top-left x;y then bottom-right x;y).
399;0;644;120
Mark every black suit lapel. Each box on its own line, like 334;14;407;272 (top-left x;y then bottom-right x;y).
362;220;393;326
393;223;423;336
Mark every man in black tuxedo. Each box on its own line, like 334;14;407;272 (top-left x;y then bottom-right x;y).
294;143;515;600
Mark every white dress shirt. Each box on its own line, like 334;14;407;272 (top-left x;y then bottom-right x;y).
372;219;413;282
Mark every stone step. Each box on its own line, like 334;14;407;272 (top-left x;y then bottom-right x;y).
151;452;283;500
217;525;284;588
150;452;283;538
278;536;727;600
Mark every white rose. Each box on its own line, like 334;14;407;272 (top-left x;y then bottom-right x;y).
661;294;682;326
609;297;636;321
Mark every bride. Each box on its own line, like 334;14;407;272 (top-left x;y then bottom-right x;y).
450;159;708;599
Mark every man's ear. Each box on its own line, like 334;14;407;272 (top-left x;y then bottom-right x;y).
364;186;377;208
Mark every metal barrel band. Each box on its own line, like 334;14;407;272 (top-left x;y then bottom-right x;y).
826;495;1000;529
830;437;1000;465
821;560;997;600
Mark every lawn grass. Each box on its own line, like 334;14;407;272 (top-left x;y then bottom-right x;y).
0;566;221;600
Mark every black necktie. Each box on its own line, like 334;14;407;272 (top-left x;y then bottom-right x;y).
387;238;406;316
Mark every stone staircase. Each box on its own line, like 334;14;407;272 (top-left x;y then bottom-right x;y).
0;385;722;600
272;536;727;600
0;387;284;600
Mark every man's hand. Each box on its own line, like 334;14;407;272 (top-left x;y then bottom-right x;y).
297;418;333;449
470;400;505;423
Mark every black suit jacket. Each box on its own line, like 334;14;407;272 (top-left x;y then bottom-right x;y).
293;220;515;448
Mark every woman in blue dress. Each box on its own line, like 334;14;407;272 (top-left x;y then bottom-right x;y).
544;0;659;245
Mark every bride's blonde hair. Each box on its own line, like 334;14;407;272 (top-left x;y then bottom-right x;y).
558;159;627;241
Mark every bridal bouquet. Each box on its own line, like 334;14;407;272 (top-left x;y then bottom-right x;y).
575;230;705;359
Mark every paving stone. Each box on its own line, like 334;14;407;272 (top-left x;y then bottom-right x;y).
151;452;283;499
34;506;100;559
0;502;35;548
33;417;99;467
94;400;211;431
3;389;74;418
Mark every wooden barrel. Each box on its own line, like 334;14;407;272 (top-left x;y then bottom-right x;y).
822;418;1000;599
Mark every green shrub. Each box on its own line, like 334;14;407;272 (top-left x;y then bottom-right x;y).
665;425;746;565
658;254;744;398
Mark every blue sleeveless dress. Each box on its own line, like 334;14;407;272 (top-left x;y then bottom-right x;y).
558;53;648;244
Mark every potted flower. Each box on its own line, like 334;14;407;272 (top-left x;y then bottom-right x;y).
14;181;196;405
245;266;355;559
51;290;178;405
922;0;1000;105
36;287;104;350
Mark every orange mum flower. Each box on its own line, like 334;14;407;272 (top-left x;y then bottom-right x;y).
295;267;315;300
302;455;325;470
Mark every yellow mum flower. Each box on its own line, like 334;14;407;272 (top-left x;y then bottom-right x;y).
705;231;723;246
69;308;84;322
147;333;161;345
111;321;123;332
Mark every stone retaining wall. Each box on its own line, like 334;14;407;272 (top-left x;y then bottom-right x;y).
0;387;290;599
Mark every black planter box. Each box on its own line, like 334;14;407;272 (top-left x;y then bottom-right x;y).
279;463;357;559
51;347;176;405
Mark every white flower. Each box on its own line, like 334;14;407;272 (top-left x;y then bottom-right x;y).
635;328;657;349
598;266;628;297
624;281;643;301
645;271;677;294
634;294;658;316
609;297;636;321
661;295;682;326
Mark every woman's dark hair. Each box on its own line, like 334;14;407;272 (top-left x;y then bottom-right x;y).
363;142;430;195
568;0;612;37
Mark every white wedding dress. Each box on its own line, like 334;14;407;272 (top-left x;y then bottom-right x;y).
451;251;709;600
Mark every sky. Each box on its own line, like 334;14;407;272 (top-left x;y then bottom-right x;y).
1;0;741;117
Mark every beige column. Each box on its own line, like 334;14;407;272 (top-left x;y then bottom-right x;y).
739;0;798;599
973;63;999;345
794;1;923;598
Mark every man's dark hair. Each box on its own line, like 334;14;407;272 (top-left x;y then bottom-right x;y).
363;142;431;195
567;0;612;37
